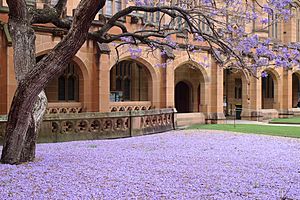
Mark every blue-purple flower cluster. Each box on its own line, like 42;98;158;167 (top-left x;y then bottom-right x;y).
1;131;299;199
121;0;298;77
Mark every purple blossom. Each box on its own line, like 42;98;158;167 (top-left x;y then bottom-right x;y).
0;131;300;199
261;18;269;24
261;71;268;77
129;47;142;59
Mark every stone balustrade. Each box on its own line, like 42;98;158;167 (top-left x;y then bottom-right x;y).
0;108;176;144
109;101;152;112
46;102;83;114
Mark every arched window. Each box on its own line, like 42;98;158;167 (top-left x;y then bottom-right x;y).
110;60;150;102
58;76;66;100
58;63;79;101
110;61;132;101
262;75;274;99
37;55;81;102
268;13;280;39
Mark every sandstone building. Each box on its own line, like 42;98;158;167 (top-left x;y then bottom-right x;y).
1;0;300;129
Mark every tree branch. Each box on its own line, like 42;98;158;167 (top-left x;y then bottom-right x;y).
7;0;27;19
30;0;71;28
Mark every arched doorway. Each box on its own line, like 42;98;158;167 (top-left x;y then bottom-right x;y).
292;73;300;108
174;62;207;113
223;68;245;119
175;81;191;113
262;71;275;109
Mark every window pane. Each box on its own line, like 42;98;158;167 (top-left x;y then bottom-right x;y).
106;0;113;16
68;76;75;100
26;0;36;7
115;0;122;13
116;78;122;91
124;79;131;100
58;76;66;100
51;0;58;5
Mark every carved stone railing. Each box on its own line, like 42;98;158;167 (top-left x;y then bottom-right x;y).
130;108;175;136
41;111;131;142
46;102;83;114
109;101;152;112
0;108;176;144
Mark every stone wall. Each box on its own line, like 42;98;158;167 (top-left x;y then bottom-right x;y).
0;109;176;145
176;113;206;127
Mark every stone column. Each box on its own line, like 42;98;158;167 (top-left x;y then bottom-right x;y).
165;62;175;108
240;74;251;120
99;54;111;112
248;73;262;121
207;62;225;124
280;68;293;117
274;68;283;112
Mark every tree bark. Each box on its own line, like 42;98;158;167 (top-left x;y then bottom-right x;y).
1;0;105;164
0;6;48;164
19;91;47;163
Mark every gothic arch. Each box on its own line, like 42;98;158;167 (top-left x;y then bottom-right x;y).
174;60;209;83
174;61;208;113
109;57;158;104
261;68;280;109
110;56;159;82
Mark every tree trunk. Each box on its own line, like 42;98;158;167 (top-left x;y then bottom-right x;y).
20;91;47;163
1;0;104;165
0;88;39;164
0;14;48;164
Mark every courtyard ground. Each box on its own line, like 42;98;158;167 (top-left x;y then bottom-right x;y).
0;130;300;199
270;117;300;124
189;124;300;138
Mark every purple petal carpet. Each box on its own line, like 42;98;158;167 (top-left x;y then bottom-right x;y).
1;130;300;199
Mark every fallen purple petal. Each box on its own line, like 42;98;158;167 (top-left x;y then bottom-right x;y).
0;130;300;199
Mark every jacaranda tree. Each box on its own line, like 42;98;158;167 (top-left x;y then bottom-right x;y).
0;0;297;164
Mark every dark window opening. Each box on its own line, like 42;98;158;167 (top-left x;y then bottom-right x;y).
262;75;274;98
234;78;242;99
58;63;79;101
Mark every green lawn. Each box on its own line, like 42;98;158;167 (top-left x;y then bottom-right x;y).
188;124;300;138
270;117;300;124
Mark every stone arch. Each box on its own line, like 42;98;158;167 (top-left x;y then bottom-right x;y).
292;70;300;108
223;60;251;85
261;68;280;109
173;60;209;83
262;68;280;82
109;56;159;81
109;56;158;105
174;61;208;113
222;65;250;119
36;50;90;111
292;70;300;79
36;50;90;83
175;80;193;113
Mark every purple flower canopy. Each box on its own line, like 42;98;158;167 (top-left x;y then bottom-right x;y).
119;0;298;75
0;130;300;199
